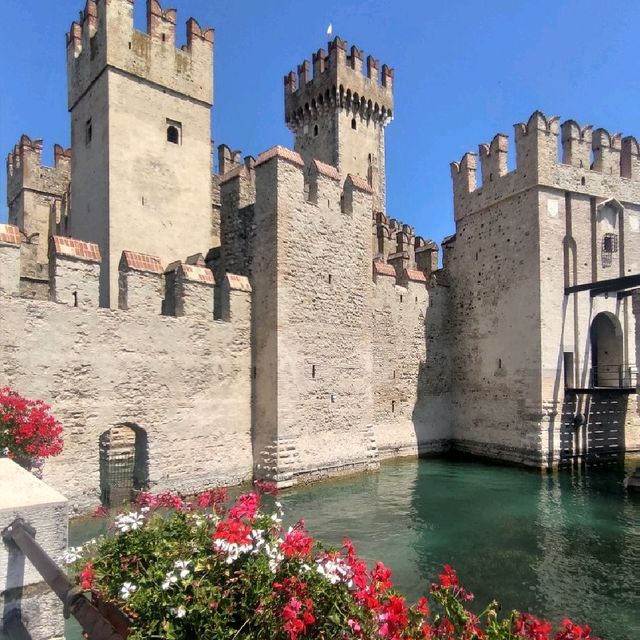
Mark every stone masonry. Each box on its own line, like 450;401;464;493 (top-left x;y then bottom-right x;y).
1;0;639;511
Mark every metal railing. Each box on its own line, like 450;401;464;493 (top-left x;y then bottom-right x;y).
589;364;638;389
2;518;129;640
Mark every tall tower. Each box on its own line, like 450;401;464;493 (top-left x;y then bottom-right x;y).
66;0;215;306
284;37;394;213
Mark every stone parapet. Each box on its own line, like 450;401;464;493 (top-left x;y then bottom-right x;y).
0;459;68;640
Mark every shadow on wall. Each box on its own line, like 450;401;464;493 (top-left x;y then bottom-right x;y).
558;393;627;464
99;423;149;507
411;282;452;453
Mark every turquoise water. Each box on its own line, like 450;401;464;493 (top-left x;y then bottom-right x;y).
68;458;640;639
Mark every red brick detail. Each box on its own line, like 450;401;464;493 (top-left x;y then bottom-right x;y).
51;236;101;263
405;268;427;283
120;250;163;274
179;264;215;285
346;174;373;193
373;260;396;277
0;224;21;246
313;159;340;180
225;273;252;292
255;146;304;168
220;165;249;184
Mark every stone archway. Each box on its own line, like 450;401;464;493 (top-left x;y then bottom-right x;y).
590;312;623;387
99;423;149;506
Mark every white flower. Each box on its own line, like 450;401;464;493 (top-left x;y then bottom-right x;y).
174;560;191;579
162;572;178;590
170;606;187;618
115;511;145;533
120;582;137;600
61;546;83;565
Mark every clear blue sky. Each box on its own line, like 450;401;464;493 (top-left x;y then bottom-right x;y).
1;0;638;244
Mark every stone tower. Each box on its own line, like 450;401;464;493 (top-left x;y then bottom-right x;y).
284;37;394;213
66;0;216;306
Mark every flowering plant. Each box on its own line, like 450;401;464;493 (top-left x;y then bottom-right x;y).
0;387;63;475
69;484;599;640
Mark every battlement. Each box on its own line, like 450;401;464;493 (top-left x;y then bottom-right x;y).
284;36;393;131
371;211;438;275
451;110;640;220
6;135;71;207
67;0;214;110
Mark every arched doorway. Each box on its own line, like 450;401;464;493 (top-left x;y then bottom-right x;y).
590;312;623;387
99;424;149;506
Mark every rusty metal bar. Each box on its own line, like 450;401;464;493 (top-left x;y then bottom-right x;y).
2;518;125;640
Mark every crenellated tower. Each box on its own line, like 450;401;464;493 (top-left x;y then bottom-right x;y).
284;37;393;213
66;0;216;307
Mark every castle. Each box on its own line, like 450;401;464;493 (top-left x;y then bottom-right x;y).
1;0;638;511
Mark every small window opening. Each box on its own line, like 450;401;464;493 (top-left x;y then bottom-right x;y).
368;153;372;163
313;124;318;137
161;33;166;42
393;370;396;379
72;291;78;307
391;400;396;413
475;252;478;261
328;274;332;284
166;119;182;145
312;365;316;379
400;294;403;303
351;118;357;130
331;394;335;403
581;176;586;186
489;173;493;182
141;196;145;206
85;119;92;145
340;194;345;212
498;358;502;369
415;296;418;303
128;41;132;49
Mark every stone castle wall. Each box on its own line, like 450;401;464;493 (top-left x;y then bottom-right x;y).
0;232;252;512
449;112;640;465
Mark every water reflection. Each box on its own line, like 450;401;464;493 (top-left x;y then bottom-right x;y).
279;459;640;640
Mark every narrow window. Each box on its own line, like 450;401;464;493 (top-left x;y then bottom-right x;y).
400;294;403;303
351;118;357;130
331;394;335;403
391;400;396;413
141;196;145;206
313;124;318;137
85;119;92;145
128;41;132;49
393;370;396;379
581;176;586;186
328;274;332;284
72;291;78;307
312;365;316;379
498;358;502;369
161;33;166;42
166;119;182;145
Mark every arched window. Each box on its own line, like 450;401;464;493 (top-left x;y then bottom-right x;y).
166;119;182;145
167;126;180;144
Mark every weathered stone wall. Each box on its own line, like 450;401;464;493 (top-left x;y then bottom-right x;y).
253;150;377;485
371;266;451;457
447;186;544;464
0;460;68;640
0;261;252;512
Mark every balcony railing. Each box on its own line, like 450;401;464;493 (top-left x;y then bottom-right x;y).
589;364;637;390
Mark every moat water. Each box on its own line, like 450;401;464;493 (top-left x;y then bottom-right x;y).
68;458;640;640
